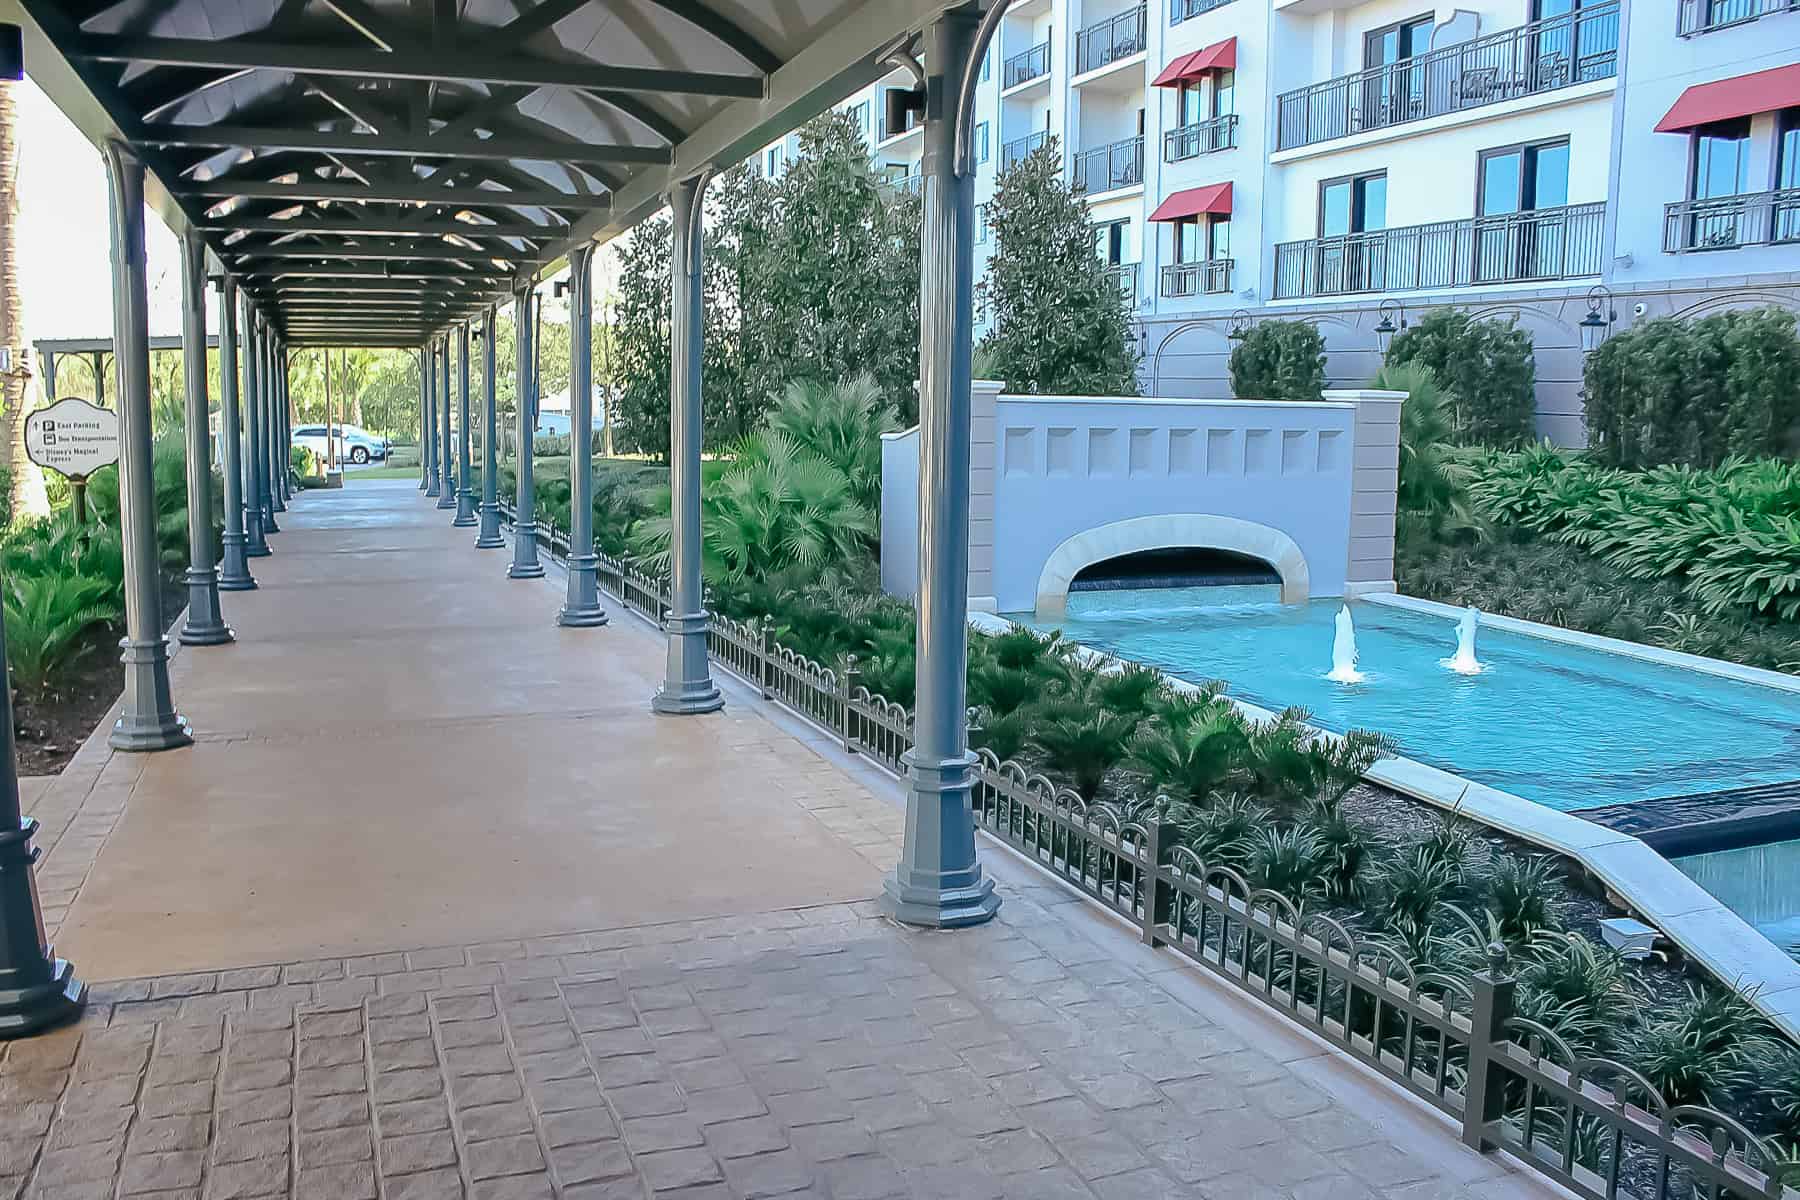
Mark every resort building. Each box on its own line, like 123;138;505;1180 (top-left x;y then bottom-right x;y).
758;0;1800;445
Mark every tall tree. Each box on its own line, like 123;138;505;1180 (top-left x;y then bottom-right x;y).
610;215;674;459
0;78;47;520
979;140;1140;396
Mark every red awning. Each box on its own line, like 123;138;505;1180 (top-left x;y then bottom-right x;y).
1150;182;1233;221
1151;38;1236;88
1655;63;1800;132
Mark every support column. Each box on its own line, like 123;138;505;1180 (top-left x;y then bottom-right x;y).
423;341;440;496
0;607;84;1034
102;141;191;753
653;175;722;715
243;307;270;557
437;336;456;511
176;230;232;645
475;305;504;548
508;286;544;579
453;323;477;527
882;13;998;928
273;347;289;508
218;281;257;585
262;330;281;534
417;346;430;491
558;244;605;627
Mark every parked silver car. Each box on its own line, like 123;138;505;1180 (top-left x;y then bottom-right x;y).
294;423;390;465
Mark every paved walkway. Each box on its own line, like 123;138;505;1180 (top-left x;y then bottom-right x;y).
3;481;1563;1200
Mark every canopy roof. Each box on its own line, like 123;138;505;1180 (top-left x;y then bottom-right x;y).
1654;63;1800;134
1148;181;1231;221
11;0;956;346
1150;37;1234;88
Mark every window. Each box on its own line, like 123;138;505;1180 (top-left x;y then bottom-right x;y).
981;51;991;82
1777;110;1800;241
1094;218;1128;265
977;203;990;243
1478;139;1570;214
1691;118;1751;200
1208;217;1232;260
1177;81;1204;126
1212;69;1235;118
1363;15;1433;68
975;121;990;164
1320;172;1387;235
1361;15;1432;126
847;101;868;136
766;146;781;175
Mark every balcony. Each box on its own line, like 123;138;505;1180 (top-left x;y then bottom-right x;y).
1072;135;1145;195
880;173;923;200
1171;0;1239;22
1164;114;1238;160
1274;2;1618;151
1271;201;1605;299
1103;262;1141;298
1679;0;1797;33
1663;189;1800;252
1001;129;1053;169
1161;259;1234;296
1075;5;1148;76
1003;40;1051;89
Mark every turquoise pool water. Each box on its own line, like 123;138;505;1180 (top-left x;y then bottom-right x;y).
1017;590;1800;812
1674;840;1800;961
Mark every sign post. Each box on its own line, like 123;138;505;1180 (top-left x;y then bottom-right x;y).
25;397;122;529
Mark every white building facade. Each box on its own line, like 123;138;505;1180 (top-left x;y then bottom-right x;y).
756;0;1800;445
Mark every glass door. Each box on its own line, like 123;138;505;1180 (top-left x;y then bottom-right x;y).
1477;140;1569;279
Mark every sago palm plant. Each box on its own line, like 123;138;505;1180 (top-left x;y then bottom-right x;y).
1128;705;1250;802
3;571;117;698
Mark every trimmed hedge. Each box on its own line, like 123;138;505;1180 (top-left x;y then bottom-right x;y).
1583;307;1800;469
1387;309;1537;447
1228;320;1327;403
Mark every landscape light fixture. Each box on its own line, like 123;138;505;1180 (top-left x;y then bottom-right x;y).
1226;308;1252;342
1373;298;1407;357
1580;285;1616;354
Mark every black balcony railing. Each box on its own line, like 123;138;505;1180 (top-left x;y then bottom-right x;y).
1163;114;1238;160
1003;40;1052;88
1001;129;1052;169
1679;0;1798;32
1102;262;1141;299
1272;201;1605;299
1171;0;1238;22
1275;2;1618;150
1161;260;1234;296
1663;188;1800;251
1075;5;1148;75
1072;135;1145;195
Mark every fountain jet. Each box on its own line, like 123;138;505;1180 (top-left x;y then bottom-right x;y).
1443;606;1485;675
1327;605;1365;683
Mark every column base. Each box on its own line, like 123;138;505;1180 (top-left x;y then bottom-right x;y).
109;711;193;753
558;555;607;627
270;493;286;514
652;683;723;715
509;520;543;576
264;509;280;534
557;604;609;628
879;750;1000;929
0;955;85;1040
0;818;87;1039
425;478;441;497
218;535;257;590
436;491;457;511
452;490;477;527
180;570;234;646
508;561;545;579
475;504;505;548
245;544;272;559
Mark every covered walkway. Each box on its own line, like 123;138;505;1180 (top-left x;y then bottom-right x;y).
0;481;1556;1200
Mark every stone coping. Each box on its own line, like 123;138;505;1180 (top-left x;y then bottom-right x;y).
965;609;1800;1042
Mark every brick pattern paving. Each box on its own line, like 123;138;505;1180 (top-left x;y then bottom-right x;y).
0;888;1502;1200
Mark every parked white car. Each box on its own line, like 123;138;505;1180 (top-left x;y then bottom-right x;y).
294;423;390;465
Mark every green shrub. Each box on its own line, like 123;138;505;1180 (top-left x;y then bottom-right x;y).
1377;362;1482;546
1583;307;1800;469
1127;704;1250;802
1228;320;1327;403
2;565;117;697
763;376;895;513
1485;856;1563;942
1386;309;1536;446
292;443;319;480
1249;825;1327;901
1626;985;1765;1105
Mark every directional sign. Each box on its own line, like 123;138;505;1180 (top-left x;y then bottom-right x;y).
24;397;119;482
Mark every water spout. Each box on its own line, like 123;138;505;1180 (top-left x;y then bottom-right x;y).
1326;605;1365;683
1443;606;1485;675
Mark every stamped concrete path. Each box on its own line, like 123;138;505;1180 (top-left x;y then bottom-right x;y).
3;480;1563;1200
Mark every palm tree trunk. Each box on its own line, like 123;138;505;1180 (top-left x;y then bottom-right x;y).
0;79;48;523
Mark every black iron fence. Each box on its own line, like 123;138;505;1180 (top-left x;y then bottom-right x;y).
1663;189;1800;252
1272;201;1606;299
1164;113;1237;161
1003;39;1051;89
1161;258;1233;297
1275;1;1619;150
1171;0;1237;22
1002;129;1052;169
1072;134;1145;195
1102;262;1141;300
497;502;1800;1200
1678;0;1798;33
1075;4;1148;75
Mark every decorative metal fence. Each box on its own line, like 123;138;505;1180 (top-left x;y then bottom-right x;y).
1074;4;1147;75
1101;262;1140;300
1171;0;1237;22
1663;189;1800;252
1002;129;1052;169
1003;40;1051;89
499;501;1799;1200
1071;135;1145;196
1164;113;1238;161
1275;1;1619;150
1677;0;1798;34
1160;258;1234;297
1272;202;1606;299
